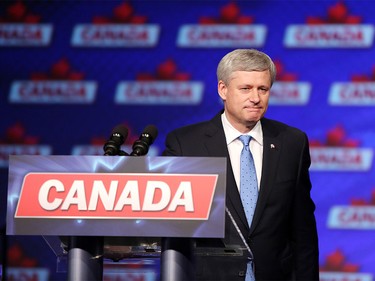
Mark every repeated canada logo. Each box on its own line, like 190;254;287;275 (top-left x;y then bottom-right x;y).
320;249;373;280
15;172;218;220
0;1;53;46
177;2;266;48
0;122;51;168
309;125;373;171
327;188;375;229
6;243;50;281
329;65;375;106
284;1;374;48
103;261;158;281
115;58;204;105
71;1;159;47
269;59;311;105
9;58;97;104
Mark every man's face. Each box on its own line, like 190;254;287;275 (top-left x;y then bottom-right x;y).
218;70;271;133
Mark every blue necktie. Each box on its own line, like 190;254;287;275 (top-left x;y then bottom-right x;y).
239;135;258;227
239;135;258;281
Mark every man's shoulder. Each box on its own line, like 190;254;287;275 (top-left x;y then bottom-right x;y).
169;112;222;136
169;118;215;137
261;117;307;137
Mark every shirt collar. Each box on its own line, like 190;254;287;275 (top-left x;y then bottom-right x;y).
221;112;263;146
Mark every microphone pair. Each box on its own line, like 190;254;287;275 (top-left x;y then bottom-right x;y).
103;124;158;156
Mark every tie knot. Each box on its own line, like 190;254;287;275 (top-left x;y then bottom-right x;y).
239;135;251;147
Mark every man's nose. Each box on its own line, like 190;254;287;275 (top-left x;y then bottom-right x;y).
248;89;260;103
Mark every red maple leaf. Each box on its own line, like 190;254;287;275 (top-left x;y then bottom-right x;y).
219;2;240;23
326;125;346;146
327;1;348;23
7;1;27;22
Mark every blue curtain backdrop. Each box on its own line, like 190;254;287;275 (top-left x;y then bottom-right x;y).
1;0;375;280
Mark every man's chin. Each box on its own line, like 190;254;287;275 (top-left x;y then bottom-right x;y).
244;113;262;123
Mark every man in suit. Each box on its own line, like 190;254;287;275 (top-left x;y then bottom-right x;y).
162;49;319;280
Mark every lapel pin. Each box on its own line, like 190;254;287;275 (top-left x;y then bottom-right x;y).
270;144;275;149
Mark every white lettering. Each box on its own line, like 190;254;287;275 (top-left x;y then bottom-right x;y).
143;181;171;211
61;180;87;210
39;179;64;210
114;180;141;211
168;181;194;212
36;178;200;213
88;180;118;210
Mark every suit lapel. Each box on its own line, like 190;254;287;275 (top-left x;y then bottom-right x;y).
203;114;283;233
249;119;281;233
204;113;249;228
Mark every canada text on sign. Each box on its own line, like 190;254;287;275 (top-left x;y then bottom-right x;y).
15;172;218;220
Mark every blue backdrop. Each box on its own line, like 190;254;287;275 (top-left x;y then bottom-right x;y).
1;0;375;280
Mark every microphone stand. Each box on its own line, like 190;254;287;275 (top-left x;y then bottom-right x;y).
67;236;103;281
161;237;195;281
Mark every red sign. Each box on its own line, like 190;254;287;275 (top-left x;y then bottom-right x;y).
15;172;218;220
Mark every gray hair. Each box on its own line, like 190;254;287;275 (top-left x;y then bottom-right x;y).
217;49;276;86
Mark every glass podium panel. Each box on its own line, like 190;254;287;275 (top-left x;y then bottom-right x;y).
43;236;162;279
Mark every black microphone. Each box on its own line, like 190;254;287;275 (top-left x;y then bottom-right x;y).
130;125;158;156
103;124;129;156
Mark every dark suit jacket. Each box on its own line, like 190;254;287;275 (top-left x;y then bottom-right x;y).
163;111;319;281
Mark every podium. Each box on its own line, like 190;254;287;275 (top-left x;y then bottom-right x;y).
6;155;227;281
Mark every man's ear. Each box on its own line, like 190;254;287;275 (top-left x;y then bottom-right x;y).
218;80;227;101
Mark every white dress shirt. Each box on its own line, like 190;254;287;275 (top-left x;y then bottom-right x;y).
221;112;263;191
